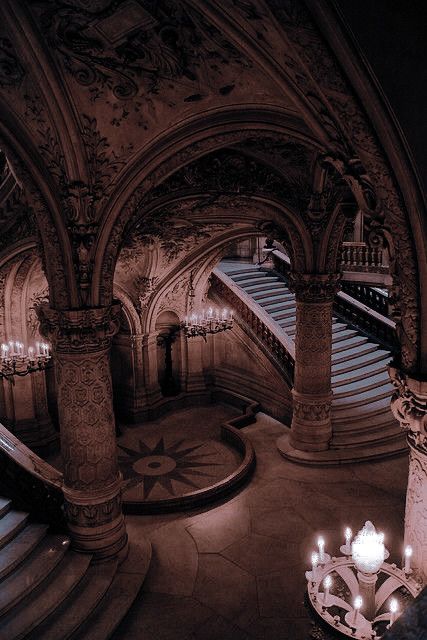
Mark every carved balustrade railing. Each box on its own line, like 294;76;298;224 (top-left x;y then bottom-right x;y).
0;422;65;530
210;269;295;385
340;281;389;316
340;242;388;273
270;250;397;352
334;291;397;352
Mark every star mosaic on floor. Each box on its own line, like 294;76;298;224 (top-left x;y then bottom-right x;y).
118;437;220;499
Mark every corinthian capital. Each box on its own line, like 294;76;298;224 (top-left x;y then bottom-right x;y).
389;365;427;450
36;302;122;353
287;272;341;303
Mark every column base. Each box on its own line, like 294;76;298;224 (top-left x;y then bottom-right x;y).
63;480;128;561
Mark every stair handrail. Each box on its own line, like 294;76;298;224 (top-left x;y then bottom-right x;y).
0;421;65;529
211;268;295;383
270;250;397;351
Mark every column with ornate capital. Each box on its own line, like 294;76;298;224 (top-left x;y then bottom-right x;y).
287;273;340;452
390;366;427;582
37;303;128;560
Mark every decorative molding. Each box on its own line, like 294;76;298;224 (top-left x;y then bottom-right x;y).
287;271;341;303
0;37;24;88
389;366;427;451
37;302;121;353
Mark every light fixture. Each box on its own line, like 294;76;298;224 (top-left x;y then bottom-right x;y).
0;340;51;381
181;306;233;339
305;521;422;638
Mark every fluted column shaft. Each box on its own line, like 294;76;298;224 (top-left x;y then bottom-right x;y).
390;366;427;582
38;303;128;560
288;273;340;452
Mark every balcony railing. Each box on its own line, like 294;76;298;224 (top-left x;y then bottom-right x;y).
341;242;388;273
270;251;397;351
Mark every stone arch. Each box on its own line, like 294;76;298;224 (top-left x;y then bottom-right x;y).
94;110;321;306
0;109;77;308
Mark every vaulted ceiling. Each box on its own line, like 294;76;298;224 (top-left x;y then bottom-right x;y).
0;0;425;372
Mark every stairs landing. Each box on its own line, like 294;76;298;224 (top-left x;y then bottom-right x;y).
219;261;406;464
0;498;151;640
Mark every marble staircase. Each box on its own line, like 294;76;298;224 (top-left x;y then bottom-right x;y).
218;261;406;461
0;497;150;640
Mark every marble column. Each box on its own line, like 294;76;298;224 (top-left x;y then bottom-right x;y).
390;366;427;583
287;273;341;452
37;303;128;560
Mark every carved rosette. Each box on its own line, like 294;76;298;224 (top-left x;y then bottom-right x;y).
36;303;127;559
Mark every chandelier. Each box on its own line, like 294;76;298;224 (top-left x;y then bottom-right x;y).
0;340;51;381
181;306;233;339
305;521;422;638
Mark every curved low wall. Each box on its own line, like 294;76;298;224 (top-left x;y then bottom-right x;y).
122;396;258;514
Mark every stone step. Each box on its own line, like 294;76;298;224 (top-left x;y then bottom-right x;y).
243;282;284;295
332;359;389;387
0;551;91;640
269;303;297;318
0;511;29;550
27;561;118;640
331;335;368;355
332;370;391;398
251;288;290;301
332;409;396;433
259;295;294;308
73;540;152;640
331;342;379;364
278;432;407;465
331;421;402;447
0;499;11;520
0;534;70;617
332;395;391;423
272;310;296;323
331;348;390;373
331;328;358;344
234;275;279;286
332;380;392;408
278;316;296;328
221;266;258;277
0;523;48;580
331;432;404;452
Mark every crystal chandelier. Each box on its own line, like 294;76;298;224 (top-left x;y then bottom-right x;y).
0;340;51;381
181;306;233;339
305;521;422;638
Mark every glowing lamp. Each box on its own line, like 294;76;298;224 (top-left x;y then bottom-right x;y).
351;521;385;574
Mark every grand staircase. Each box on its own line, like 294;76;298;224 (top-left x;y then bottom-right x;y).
218;261;406;461
0;496;150;640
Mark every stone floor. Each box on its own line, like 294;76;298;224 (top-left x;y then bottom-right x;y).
112;409;409;640
118;405;241;502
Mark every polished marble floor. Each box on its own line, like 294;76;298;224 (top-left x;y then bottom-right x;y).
112;408;409;640
118;405;241;502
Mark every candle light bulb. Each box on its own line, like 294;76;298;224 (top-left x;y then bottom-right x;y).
351;595;363;625
323;575;332;604
389;598;398;625
310;551;319;582
404;545;413;573
317;536;325;562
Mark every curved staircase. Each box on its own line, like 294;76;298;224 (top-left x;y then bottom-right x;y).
218;261;406;462
0;496;150;640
